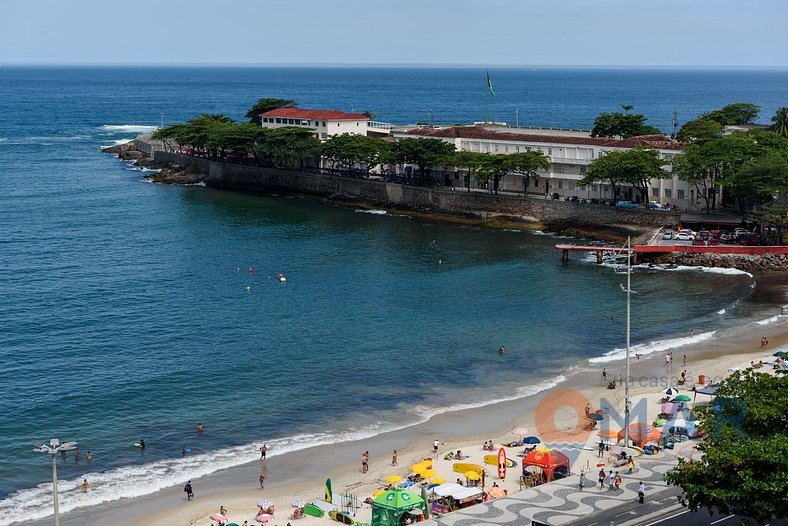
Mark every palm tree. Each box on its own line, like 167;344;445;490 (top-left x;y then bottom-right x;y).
771;107;788;138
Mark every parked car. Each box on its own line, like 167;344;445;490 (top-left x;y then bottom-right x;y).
698;231;711;241
675;232;695;241
739;233;760;246
662;231;674;240
648;201;663;210
734;228;749;238
616;201;640;209
720;232;734;243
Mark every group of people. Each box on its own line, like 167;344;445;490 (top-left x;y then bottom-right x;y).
482;441;496;451
598;468;623;491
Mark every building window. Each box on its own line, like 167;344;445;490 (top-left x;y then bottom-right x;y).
677;189;685;199
579;166;587;174
548;148;553;155
323;122;327;127
556;166;564;174
652;188;659;197
494;145;499;152
569;181;575;190
504;145;509;153
533;179;539;187
515;146;520;152
664;189;673;198
604;185;609;192
275;118;282;124
592;184;598;192
321;133;327;139
558;180;563;189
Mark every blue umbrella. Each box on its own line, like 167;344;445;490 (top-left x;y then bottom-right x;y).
588;413;604;421
773;349;786;357
522;436;541;444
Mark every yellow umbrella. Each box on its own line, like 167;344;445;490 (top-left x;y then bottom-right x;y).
421;459;433;469
373;489;385;497
465;471;480;481
412;463;426;474
385;475;402;483
431;477;446;485
421;469;437;478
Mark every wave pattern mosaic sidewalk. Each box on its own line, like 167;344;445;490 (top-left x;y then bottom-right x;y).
423;449;682;526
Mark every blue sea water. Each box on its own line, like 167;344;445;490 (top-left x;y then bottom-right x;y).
1;66;787;524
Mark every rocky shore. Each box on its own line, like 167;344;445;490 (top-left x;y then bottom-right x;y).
101;141;202;185
641;251;788;272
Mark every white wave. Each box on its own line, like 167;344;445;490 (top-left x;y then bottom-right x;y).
530;230;554;236
127;166;160;173
101;125;158;133
635;263;753;278
717;309;726;315
411;375;566;420
182;181;206;187
589;331;716;364
0;137;7;142
756;315;780;326
502;229;522;233
112;139;133;145
355;209;388;215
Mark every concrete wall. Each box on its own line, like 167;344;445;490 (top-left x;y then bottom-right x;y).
153;152;680;229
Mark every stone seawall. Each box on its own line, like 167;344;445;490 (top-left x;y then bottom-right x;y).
639;252;787;272
152;152;680;231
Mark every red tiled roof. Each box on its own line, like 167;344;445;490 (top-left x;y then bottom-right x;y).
260;108;370;121
399;127;685;151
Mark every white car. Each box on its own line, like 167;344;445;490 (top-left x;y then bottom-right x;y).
675;232;695;241
662;231;674;240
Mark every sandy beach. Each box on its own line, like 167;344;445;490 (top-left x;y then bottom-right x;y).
36;307;787;526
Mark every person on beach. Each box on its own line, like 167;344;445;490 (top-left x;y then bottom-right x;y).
182;445;186;457
610;314;616;321
362;451;369;473
259;474;265;488
601;369;607;383
392;449;398;466
689;330;694;338
614;471;622;490
636;353;640;361
433;439;439;454
598;468;606;489
664;354;670;369
260;444;267;459
585;403;591;416
220;506;227;516
760;336;768;349
82;479;88;493
683;354;687;366
87;450;92;462
598;441;605;458
184;481;193;500
638;481;645;503
197;423;203;432
607;470;615;491
627;456;635;474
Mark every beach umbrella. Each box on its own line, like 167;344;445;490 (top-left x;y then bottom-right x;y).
373;489;386;497
257;500;273;509
464;471;480;481
675;395;691;402
597;429;618;439
661;403;678;414
523;436;541;444
662;387;679;395
255;514;274;523
291;501;306;508
431;477;446;485
211;514;228;523
386;475;402;483
511;427;529;436
227;523;240;526
411;463;426;474
773;349;786;357
421;468;437;479
588;413;604;421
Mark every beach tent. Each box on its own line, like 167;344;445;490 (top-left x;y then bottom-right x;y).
371;487;427;526
618;423;661;448
522;449;570;482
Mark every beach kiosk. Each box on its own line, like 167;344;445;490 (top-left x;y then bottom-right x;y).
371;488;427;526
430;483;484;515
522;449;570;484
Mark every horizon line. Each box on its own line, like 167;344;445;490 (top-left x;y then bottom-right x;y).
2;62;788;69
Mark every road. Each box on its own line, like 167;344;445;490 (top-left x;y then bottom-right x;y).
567;487;787;526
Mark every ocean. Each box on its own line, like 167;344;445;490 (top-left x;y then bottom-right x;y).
1;66;787;525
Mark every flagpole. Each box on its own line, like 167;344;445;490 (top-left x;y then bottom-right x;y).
485;89;489;124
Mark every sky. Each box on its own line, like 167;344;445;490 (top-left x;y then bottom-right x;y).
2;0;788;67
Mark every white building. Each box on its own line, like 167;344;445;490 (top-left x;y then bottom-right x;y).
260;108;371;139
394;126;705;211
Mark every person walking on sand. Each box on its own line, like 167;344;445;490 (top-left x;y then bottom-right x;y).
259;474;265;489
184;480;193;500
433;439;439;454
683;354;687;366
392;449;398;466
82;479;89;493
601;368;607;384
361;451;369;473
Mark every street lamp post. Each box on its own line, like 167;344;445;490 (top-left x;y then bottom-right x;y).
35;438;77;526
624;237;633;447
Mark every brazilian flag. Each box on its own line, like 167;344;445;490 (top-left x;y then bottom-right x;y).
487;70;495;96
324;478;332;503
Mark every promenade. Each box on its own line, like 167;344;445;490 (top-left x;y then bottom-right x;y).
422;440;696;526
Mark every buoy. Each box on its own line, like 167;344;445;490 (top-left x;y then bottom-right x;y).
246;286;251;292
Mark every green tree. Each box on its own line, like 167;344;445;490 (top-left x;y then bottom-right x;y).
393;138;456;182
672;134;758;213
590;112;662;139
664;370;788;526
361;111;376;120
321;134;361;171
730;154;788;206
256;127;320;169
474;154;512;194
321;134;393;176
451;151;487;192
580;148;667;203
152;114;235;156
506;151;551;195
245;98;297;124
702;103;761;126
676;118;724;143
748;198;788;245
771;107;788;138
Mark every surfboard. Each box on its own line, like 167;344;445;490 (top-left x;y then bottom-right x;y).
452;462;484;475
133;443;142;448
184;448;192;453
303;504;324;517
483;455;517;468
498;447;507;480
329;511;354;524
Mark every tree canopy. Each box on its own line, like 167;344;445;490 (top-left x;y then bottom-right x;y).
321;134;393;175
664;370;788;526
580;147;667;203
771;107;788;138
393;138;456;181
701;103;761;126
245;98;297;123
590;111;662;139
676;118;724;143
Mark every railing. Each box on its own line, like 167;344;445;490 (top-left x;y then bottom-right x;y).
367;121;393;130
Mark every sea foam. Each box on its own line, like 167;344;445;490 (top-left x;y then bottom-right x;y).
101;125;158;133
589;331;716;364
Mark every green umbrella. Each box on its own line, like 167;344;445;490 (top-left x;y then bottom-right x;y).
675;395;691;402
227;523;240;526
654;419;667;426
